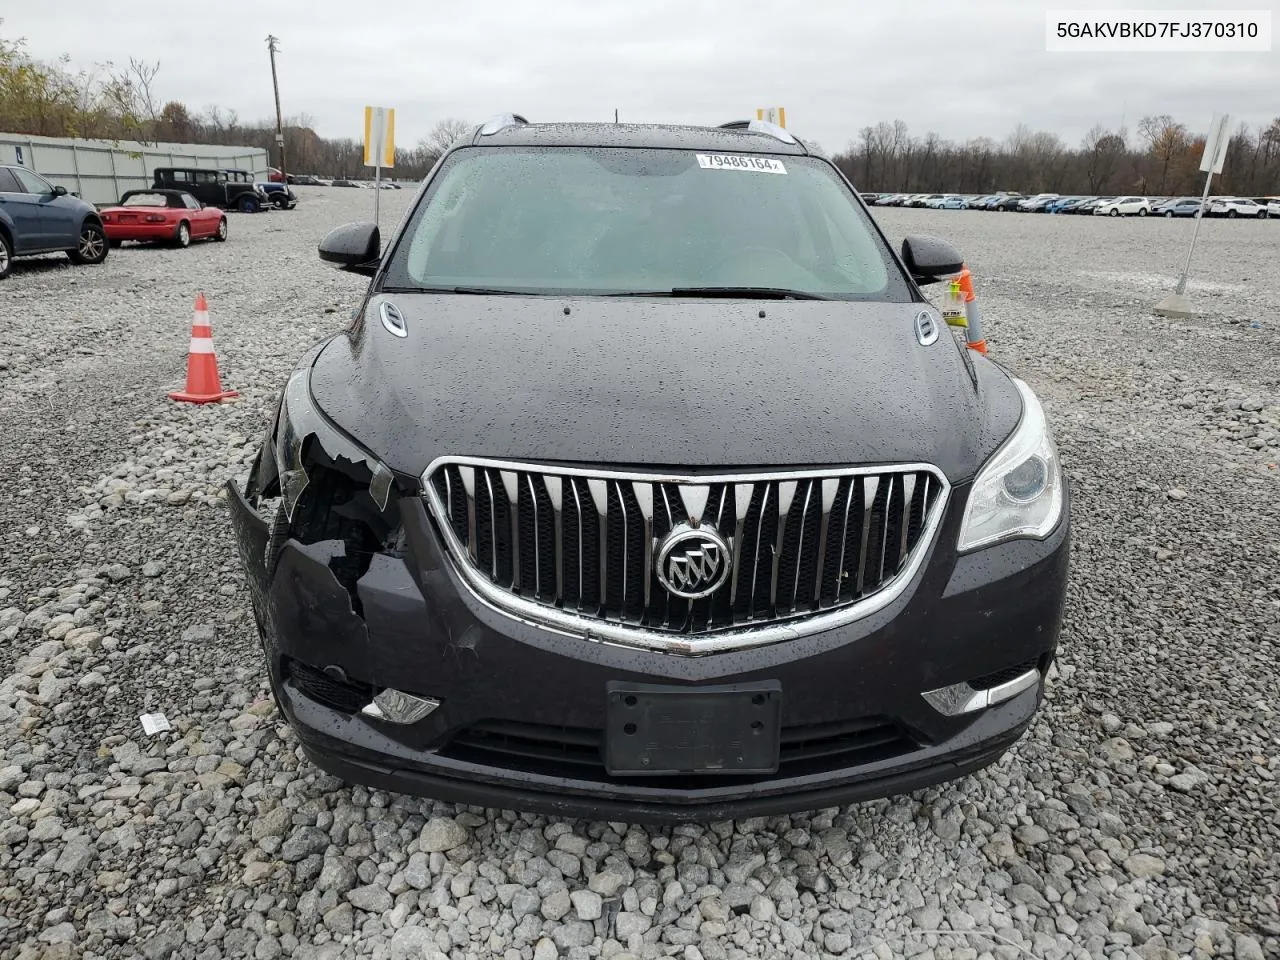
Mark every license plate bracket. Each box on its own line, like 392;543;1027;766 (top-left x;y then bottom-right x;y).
604;681;782;776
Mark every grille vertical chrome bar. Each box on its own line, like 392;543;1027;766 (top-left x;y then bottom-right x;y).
443;469;455;531
855;476;879;597
897;474;917;570
813;477;840;604
460;466;478;563
770;481;798;610
829;477;858;605
587;479;609;612
788;481;814;613
748;483;771;618
482;470;499;580
545;476;564;603
500;471;519;589
659;484;678;627
877;475;896;584
569;479;585;609
633;482;654;616
615;481;628;617
730;483;753;608
524;474;542;598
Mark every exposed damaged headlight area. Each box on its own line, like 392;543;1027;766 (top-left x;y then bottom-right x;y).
239;364;406;616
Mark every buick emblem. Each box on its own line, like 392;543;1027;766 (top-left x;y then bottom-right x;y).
656;524;732;600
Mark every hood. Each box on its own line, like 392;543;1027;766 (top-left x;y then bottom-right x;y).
308;293;1022;483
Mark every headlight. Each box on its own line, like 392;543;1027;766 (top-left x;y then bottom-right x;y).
274;368;394;520
956;378;1063;552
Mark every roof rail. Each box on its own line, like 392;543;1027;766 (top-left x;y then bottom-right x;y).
717;119;800;147
477;114;529;139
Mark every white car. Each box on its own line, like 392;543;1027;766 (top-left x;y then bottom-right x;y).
1017;193;1059;211
1267;198;1280;218
1093;196;1151;217
1208;197;1266;218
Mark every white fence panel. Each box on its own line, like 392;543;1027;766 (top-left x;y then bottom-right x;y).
0;133;270;206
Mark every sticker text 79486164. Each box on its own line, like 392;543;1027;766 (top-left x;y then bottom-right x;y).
696;154;787;175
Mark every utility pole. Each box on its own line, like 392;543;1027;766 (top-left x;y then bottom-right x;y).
614;109;619;124
266;35;287;183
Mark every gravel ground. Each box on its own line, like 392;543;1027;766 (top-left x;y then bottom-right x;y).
0;188;1277;960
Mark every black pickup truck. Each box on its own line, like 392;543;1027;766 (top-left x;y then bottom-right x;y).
152;167;271;212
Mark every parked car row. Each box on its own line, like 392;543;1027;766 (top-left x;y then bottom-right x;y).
155;168;298;213
862;191;1280;218
0;166;241;278
287;174;406;190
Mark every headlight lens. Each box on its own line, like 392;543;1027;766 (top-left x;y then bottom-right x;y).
957;378;1063;552
274;368;394;520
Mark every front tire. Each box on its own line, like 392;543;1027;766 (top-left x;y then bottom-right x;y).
0;232;12;280
69;222;109;264
1227;209;1237;219
214;218;228;242
1109;208;1120;217
175;222;191;248
1138;207;1148;217
1165;211;1173;218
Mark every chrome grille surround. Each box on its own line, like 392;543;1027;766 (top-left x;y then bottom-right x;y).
422;456;951;655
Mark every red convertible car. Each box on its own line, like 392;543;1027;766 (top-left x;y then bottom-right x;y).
99;190;228;247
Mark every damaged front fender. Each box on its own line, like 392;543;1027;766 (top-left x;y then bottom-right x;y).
275;366;396;521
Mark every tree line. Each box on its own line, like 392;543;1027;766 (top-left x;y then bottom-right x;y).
831;117;1280;197
1;26;467;180
4;25;1279;195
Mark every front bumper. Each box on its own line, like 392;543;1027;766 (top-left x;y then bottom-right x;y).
227;475;1070;823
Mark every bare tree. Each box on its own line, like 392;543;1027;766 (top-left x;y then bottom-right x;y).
1081;124;1125;193
420;118;473;163
1138;114;1190;194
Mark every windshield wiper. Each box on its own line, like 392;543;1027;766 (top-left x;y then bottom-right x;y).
380;285;528;296
608;287;834;300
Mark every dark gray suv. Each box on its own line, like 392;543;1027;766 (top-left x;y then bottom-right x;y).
0;165;109;279
228;116;1071;822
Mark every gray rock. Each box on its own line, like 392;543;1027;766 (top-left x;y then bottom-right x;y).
542;888;572;921
571;889;603;921
281;826;329;862
346;883;392;913
54;837;94;874
1234;935;1265;960
141;929;185;959
404;851;431;889
316;856;358;894
389;925;439;959
181;623;216;643
1124;854;1167;879
420;816;469;852
589;867;628;897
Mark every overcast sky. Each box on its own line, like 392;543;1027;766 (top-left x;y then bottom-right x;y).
4;0;1277;151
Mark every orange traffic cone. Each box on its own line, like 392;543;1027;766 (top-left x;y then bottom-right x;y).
169;293;239;404
955;266;988;355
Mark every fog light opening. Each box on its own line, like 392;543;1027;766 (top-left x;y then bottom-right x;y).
361;688;441;725
921;665;1042;717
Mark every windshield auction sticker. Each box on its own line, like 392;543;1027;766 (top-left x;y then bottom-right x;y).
696;154;787;174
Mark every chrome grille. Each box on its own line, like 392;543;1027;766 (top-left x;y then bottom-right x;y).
423;458;949;653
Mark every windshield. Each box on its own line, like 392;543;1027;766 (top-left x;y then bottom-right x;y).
122;193;168;207
381;146;908;300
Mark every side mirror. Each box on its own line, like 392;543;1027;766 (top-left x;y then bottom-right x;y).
53;185;68;197
319;222;381;275
901;235;964;285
